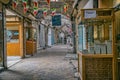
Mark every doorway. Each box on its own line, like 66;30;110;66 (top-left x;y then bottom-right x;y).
6;9;23;67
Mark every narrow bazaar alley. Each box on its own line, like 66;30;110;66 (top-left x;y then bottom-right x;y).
0;45;78;80
1;0;120;80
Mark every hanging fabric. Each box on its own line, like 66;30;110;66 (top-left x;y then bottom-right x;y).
51;8;56;16
46;0;50;5
12;0;18;9
43;8;48;17
33;0;38;16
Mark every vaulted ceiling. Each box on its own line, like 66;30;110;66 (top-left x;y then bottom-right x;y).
5;0;75;19
37;0;74;25
38;0;74;33
6;0;75;32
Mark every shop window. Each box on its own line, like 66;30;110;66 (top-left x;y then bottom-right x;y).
7;27;19;43
78;9;113;54
78;22;112;54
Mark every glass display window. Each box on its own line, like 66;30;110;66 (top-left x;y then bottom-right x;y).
77;9;113;54
78;21;112;54
7;26;19;43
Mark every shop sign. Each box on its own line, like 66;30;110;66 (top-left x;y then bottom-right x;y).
84;10;96;19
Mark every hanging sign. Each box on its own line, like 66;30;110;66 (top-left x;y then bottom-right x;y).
52;15;61;26
84;10;96;19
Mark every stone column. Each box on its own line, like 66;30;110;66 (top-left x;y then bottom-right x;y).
0;3;7;68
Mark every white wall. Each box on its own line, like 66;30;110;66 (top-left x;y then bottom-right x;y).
37;25;40;49
48;28;52;46
84;0;93;9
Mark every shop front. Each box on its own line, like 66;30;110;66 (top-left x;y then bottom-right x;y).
6;9;24;67
77;8;115;80
24;20;37;56
0;0;38;68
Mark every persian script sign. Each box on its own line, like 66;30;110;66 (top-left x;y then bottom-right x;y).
84;10;96;19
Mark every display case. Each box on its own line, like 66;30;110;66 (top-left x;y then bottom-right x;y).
77;8;114;80
25;26;37;55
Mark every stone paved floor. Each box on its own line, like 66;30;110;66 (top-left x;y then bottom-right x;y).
0;45;77;80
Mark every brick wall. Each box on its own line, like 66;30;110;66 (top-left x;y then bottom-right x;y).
84;58;112;80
